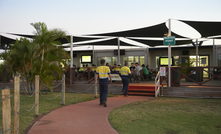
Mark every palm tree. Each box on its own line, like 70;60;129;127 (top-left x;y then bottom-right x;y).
1;22;70;93
2;38;36;93
31;22;69;92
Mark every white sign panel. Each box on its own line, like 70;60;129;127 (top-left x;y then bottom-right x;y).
108;74;122;81
160;67;166;76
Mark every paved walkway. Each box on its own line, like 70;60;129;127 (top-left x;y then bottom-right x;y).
28;96;149;134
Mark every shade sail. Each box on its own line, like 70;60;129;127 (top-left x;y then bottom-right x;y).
7;33;104;44
128;38;192;46
86;22;185;38
0;35;16;45
62;37;137;48
180;20;221;38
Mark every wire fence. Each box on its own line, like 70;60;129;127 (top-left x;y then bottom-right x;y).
39;89;63;100
40;77;64;89
1;74;122;134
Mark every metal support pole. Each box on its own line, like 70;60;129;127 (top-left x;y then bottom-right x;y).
70;35;73;68
213;39;216;66
93;45;95;64
118;37;120;65
168;19;171;87
145;48;149;66
70;35;73;85
196;39;198;67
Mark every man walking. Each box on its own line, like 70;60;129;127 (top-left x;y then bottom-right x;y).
95;59;112;107
119;61;131;97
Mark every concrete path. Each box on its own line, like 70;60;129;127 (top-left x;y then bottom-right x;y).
28;96;149;134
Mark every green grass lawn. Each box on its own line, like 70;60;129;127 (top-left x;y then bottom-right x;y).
0;90;115;134
109;97;221;134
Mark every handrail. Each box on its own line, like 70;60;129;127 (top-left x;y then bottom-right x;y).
155;71;160;97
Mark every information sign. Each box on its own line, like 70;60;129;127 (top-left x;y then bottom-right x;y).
164;36;175;45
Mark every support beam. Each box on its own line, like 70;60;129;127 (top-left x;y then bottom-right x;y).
213;39;216;66
196;39;198;67
70;35;73;68
93;45;95;64
118;37;120;65
70;35;73;85
168;19;171;87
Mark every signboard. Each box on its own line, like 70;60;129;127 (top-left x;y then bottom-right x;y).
108;74;121;81
164;36;175;45
160;67;166;76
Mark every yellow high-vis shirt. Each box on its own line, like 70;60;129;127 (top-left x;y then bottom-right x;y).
96;66;111;79
120;66;131;76
90;66;96;71
113;66;120;72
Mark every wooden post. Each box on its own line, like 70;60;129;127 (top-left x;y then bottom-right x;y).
2;87;11;134
62;74;65;105
35;75;39;117
14;76;20;134
94;85;97;98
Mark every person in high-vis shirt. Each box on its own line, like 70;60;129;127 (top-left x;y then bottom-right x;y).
95;59;112;107
119;61;131;97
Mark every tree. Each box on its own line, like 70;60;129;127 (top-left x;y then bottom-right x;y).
1;22;70;93
2;38;36;93
31;22;69;92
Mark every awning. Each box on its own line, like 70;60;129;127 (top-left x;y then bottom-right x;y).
0;35;16;45
62;37;138;48
180;20;221;38
86;22;185;38
7;33;104;44
128;38;193;46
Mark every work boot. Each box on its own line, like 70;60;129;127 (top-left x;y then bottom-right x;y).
103;101;107;107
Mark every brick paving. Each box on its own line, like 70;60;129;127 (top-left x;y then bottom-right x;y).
28;95;149;134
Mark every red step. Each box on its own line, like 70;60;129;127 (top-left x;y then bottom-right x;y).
127;92;155;96
129;85;155;90
128;85;155;96
129;89;155;92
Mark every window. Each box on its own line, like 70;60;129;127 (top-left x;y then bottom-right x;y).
174;56;179;66
112;57;117;66
97;57;117;66
135;56;139;64
218;55;221;66
128;56;134;67
140;56;145;66
156;56;159;69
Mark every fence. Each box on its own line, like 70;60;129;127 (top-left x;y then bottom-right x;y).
160;66;221;87
1;74;66;134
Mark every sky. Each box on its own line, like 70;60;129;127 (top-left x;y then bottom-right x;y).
1;0;221;45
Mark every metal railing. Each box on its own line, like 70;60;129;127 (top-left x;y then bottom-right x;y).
155;71;161;97
161;66;221;87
